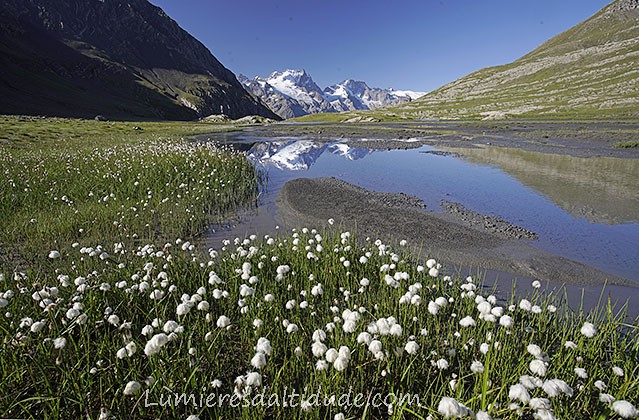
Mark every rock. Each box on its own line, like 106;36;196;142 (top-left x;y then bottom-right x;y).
233;115;276;125
200;114;231;123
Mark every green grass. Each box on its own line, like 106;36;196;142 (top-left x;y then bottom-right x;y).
0;115;239;151
0;116;637;419
614;140;639;149
0;229;637;419
0;116;261;272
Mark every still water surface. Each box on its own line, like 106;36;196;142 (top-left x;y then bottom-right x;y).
208;133;639;286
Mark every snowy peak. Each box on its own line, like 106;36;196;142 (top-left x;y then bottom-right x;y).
247;140;374;171
339;80;371;97
240;69;426;119
267;69;321;93
324;79;426;112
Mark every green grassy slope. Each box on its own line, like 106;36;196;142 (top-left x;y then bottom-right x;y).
390;0;639;120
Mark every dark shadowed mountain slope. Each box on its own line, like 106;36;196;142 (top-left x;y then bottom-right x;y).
0;0;278;120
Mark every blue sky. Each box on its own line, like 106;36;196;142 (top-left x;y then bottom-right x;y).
149;0;611;91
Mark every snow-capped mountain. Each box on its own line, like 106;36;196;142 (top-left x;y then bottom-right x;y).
323;80;425;113
239;69;425;119
246;140;374;170
239;70;334;119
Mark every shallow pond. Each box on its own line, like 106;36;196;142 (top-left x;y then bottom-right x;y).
205;132;639;290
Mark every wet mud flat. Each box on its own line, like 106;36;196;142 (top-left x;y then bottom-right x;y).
278;177;633;288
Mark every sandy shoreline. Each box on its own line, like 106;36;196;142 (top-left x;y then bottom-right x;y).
278;177;634;288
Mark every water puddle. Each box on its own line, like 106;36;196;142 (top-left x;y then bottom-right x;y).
204;133;639;290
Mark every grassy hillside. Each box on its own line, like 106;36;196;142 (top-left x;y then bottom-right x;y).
391;0;639;120
297;0;639;122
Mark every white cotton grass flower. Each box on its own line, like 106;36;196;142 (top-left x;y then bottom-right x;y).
580;322;597;338
476;411;493;420
564;340;578;350
509;384;531;404
107;314;120;326
176;302;192;317
312;329;326;342
594;380;607;391
144;333;169;356
404;341;419;355
529;360;547;377
428;301;440;315
527;344;542;358
600;393;616;404
333;356;349;372
216;315;230;328
437;397;470;418
519;299;532;311
519;375;543;389
312;341;327;358
256;337;272;355
574;367;588;379
612;366;625;377
471;360;484;374
316;360;329;371
357;332;372;345
368;340;382;354
30;321;46;333
245;372;262;387
123;381;141;396
542;379;573;398
499;315;513;328
436;358;449;370
459;316;476;327
251;352;266;369
477;301;491;315
529;397;551;410
325;348;338;363
53;337;67;349
390;323;403;336
612;400;638;418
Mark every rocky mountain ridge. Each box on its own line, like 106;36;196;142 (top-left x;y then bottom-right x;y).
240;69;425;119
